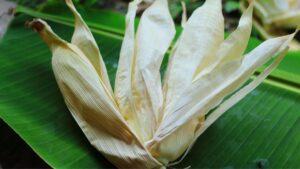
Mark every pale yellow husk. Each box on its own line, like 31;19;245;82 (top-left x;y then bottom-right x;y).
28;0;296;168
254;0;300;28
241;0;300;50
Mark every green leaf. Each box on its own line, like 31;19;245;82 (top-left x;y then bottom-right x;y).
1;6;300;169
224;1;240;13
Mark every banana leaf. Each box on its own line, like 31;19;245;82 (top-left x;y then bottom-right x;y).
0;5;299;168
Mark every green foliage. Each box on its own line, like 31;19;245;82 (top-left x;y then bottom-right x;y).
224;1;240;13
9;0;104;8
169;0;204;19
9;0;45;8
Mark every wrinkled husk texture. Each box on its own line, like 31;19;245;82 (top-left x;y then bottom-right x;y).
27;0;296;168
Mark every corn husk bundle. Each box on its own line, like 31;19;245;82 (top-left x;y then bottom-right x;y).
241;0;300;50
27;0;296;168
253;0;300;28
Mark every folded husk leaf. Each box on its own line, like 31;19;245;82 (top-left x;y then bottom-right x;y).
66;0;114;95
126;0;175;142
28;0;296;168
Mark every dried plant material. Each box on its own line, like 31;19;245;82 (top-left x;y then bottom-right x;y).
66;0;113;95
241;0;300;50
148;3;253;163
254;0;300;28
181;1;187;27
115;0;142;140
127;0;175;142
28;0;296;168
26;18;162;169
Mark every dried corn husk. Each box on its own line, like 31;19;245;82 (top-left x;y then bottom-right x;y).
241;0;300;50
28;0;296;168
254;0;300;28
